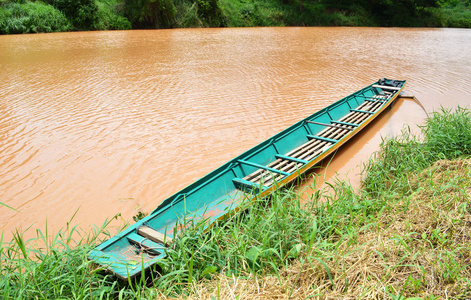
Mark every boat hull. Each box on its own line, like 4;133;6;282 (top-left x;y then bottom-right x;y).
89;78;406;279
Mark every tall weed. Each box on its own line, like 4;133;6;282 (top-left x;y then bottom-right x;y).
363;107;471;197
0;216;127;299
155;188;321;294
424;107;471;159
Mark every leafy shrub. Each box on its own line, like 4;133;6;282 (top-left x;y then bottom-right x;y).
47;0;100;30
96;0;132;30
124;0;177;29
174;0;203;27
98;14;132;30
438;0;461;7
194;0;225;26
429;2;471;27
0;2;71;34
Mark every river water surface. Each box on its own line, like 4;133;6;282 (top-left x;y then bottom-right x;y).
1;27;470;240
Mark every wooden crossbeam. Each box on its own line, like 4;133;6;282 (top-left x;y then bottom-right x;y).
332;121;359;127
355;95;386;100
127;232;164;255
365;99;386;103
275;154;309;164
351;109;374;114
372;84;401;91
307;135;338;143
305;120;355;131
233;178;267;192
138;226;173;246
238;160;290;176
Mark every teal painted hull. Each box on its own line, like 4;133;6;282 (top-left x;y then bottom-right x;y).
89;79;406;279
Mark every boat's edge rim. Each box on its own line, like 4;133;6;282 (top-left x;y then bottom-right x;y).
93;79;405;251
89;79;406;278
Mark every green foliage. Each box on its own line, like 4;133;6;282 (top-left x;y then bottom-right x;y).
132;211;148;222
219;0;377;27
174;0;202;27
0;2;71;34
372;0;438;26
362;130;431;197
424;107;471;159
156;189;319;292
438;0;461;7
96;0;132;30
363;107;471;197
1;0;470;34
47;0;99;30
426;2;471;27
0;216;129;299
124;0;177;28
194;0;225;26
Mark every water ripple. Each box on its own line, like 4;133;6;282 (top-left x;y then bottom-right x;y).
1;27;470;239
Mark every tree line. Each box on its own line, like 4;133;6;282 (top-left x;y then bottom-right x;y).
0;0;470;34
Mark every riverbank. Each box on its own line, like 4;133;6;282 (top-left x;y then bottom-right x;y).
0;0;470;34
1;107;470;298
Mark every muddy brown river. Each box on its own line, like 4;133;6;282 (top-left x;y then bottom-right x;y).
1;27;470;240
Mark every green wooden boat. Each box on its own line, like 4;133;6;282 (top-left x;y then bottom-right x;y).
89;78;406;279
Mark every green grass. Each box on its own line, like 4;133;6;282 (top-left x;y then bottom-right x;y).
154;187;322;294
0;216;130;299
363;106;471;197
1;107;471;299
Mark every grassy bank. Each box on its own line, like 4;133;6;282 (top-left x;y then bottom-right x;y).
1;0;470;34
1;107;471;299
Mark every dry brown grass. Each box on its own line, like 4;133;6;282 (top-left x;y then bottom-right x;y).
178;159;471;300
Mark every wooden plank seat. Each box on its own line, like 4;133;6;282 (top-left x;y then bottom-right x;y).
307;135;339;143
357;96;387;101
235;96;389;189
372;84;402;91
238;159;290;176
306;120;355;131
351;109;375;114
275;154;309;164
126;232;164;256
233;178;268;193
332;121;359;127
138;225;173;246
238;133;345;188
365;98;386;103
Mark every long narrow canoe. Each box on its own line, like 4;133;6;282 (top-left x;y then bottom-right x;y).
89;78;406;279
